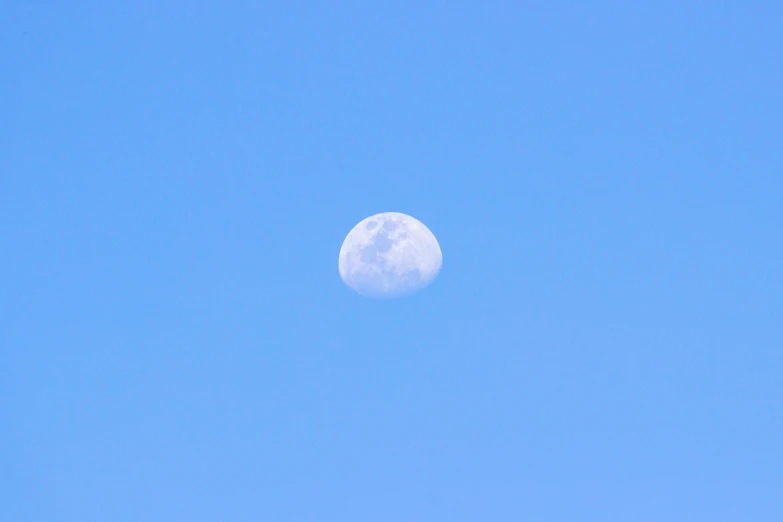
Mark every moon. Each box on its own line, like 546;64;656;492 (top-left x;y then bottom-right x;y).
339;212;442;298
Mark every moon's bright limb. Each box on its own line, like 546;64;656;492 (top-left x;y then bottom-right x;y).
339;212;442;298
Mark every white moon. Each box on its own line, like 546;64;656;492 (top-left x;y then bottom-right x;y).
339;212;442;298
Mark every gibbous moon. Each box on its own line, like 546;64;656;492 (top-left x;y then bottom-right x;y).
339;212;442;298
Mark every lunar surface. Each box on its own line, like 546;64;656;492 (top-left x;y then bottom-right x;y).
339;212;442;298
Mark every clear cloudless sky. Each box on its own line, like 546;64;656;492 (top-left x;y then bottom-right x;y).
2;1;782;520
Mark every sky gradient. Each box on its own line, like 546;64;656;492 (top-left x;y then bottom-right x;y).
2;2;782;520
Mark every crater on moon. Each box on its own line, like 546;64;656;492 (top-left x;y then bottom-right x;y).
338;212;442;298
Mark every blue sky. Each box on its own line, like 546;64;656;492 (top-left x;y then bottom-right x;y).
2;1;782;520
